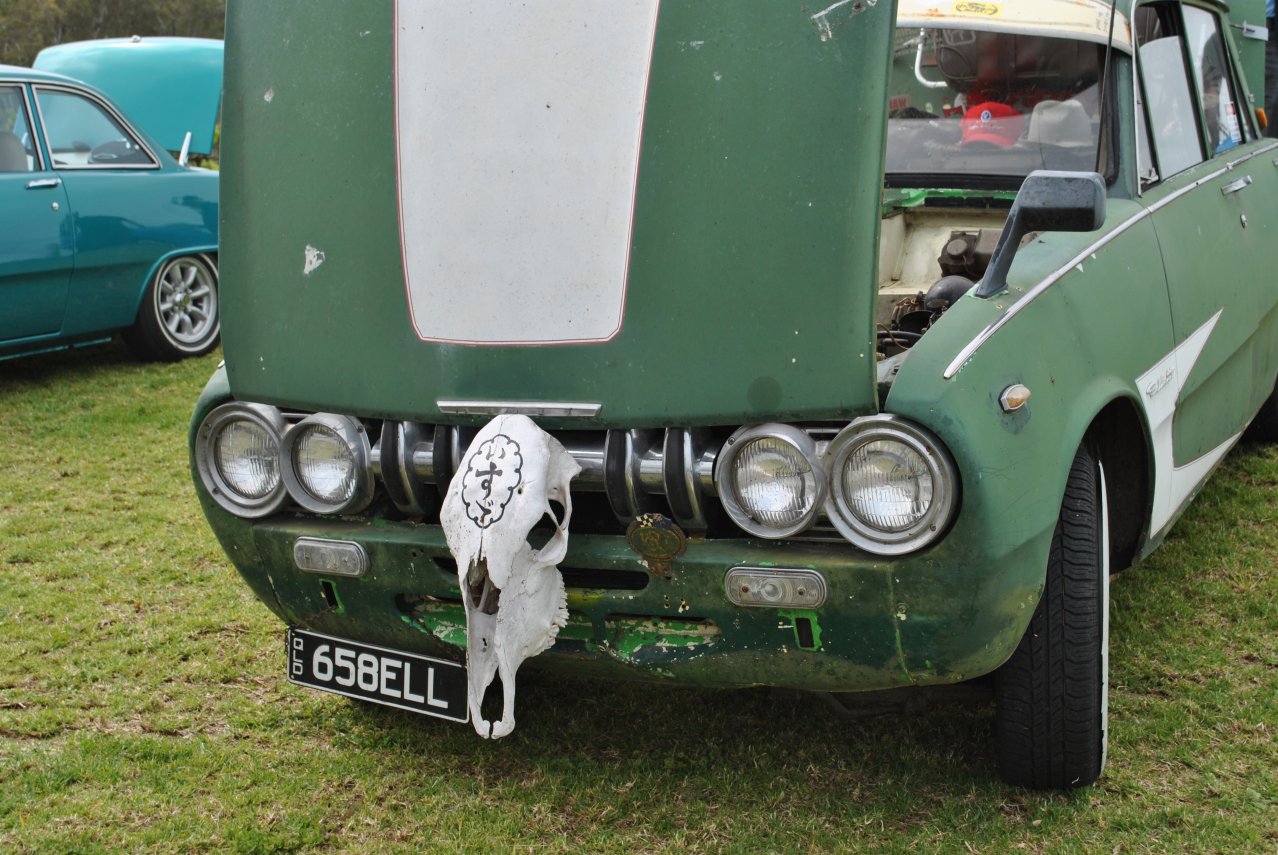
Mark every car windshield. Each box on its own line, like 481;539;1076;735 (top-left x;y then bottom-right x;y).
887;26;1106;187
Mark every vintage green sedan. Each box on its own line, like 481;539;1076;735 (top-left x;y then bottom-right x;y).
0;41;220;362
191;0;1278;788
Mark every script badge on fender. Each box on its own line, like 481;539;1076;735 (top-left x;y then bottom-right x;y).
626;513;687;578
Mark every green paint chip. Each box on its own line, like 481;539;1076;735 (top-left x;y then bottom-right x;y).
778;609;823;651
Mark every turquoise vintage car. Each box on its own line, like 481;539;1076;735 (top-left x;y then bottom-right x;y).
0;44;220;362
34;37;223;164
191;0;1278;788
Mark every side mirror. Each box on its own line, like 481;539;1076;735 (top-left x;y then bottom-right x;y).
976;170;1107;298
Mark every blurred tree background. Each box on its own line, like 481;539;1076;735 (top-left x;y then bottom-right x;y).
0;0;225;66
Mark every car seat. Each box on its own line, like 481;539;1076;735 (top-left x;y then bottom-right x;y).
0;131;29;172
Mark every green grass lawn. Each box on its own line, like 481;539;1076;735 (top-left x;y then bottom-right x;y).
1;342;1276;853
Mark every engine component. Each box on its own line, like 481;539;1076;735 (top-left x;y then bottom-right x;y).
937;228;1001;279
879;274;975;358
925;274;977;312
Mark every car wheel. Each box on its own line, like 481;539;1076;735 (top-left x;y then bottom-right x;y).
126;253;220;361
995;443;1108;789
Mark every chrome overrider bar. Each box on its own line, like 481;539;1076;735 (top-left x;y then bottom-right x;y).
197;404;960;554
376;422;720;531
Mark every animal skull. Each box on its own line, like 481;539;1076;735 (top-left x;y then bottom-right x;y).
440;414;581;738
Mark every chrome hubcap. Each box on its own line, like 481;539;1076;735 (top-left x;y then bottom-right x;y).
157;259;217;346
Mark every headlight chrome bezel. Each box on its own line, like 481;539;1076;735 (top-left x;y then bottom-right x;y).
714;423;827;539
824;416;959;556
280;413;375;515
196;403;289;519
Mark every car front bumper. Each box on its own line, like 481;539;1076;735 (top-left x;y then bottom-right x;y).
191;371;1055;693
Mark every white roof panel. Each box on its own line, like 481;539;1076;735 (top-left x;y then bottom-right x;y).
897;0;1134;53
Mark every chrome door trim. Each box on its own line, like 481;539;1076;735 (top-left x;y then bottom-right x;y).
1;81;47;172
1220;175;1253;195
436;400;603;418
31;83;161;170
942;143;1278;380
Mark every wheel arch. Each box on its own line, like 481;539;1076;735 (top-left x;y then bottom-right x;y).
1084;394;1152;572
130;246;219;321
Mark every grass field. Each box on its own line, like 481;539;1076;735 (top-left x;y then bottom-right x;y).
1;342;1276;853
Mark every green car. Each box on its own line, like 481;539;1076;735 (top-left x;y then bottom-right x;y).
0;38;222;362
191;0;1278;788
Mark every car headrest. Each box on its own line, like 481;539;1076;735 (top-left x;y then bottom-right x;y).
0;131;28;172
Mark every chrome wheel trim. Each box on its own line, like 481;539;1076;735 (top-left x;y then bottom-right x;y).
155;256;218;349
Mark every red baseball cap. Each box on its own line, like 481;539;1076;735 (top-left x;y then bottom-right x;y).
960;102;1024;147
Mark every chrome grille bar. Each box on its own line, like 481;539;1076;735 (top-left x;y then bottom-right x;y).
374;423;718;530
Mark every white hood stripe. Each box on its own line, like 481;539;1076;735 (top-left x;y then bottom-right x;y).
394;0;661;346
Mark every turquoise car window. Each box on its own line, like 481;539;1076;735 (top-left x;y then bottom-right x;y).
34;87;155;169
1182;6;1247;155
0;86;36;173
886;27;1105;186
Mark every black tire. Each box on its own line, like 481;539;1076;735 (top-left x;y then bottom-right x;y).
995;443;1108;789
125;253;220;361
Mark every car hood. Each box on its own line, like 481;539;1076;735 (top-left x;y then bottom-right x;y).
34;37;222;156
220;1;893;428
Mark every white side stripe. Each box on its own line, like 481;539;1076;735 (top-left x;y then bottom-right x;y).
1134;309;1239;536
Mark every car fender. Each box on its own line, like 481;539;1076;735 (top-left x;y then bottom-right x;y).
879;203;1169;674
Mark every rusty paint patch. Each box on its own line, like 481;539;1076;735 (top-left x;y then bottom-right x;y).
403;598;720;665
954;1;1000;15
811;0;879;42
606;617;721;661
778;609;823;650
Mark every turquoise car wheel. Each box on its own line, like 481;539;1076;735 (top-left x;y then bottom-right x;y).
126;254;220;361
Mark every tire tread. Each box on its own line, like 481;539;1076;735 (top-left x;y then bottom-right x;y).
995;445;1105;789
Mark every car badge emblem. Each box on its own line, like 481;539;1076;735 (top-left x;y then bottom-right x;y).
626;513;687;578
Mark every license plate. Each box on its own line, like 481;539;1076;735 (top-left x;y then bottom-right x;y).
287;628;468;723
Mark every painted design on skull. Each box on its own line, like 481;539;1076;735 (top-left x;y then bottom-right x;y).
459;434;524;528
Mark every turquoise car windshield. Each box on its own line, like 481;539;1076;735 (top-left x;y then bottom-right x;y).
886;27;1104;185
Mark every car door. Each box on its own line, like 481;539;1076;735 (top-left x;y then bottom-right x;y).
31;84;170;335
1133;1;1275;536
0;82;73;343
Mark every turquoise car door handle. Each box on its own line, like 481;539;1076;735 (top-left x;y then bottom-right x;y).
25;177;62;190
1221;175;1252;195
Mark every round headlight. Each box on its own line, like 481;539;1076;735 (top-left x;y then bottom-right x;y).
280;414;374;514
217;420;280;499
196;403;288;518
825;417;959;555
715;424;825;539
293;425;357;502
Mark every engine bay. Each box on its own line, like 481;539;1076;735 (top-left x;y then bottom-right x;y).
876;206;1006;358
